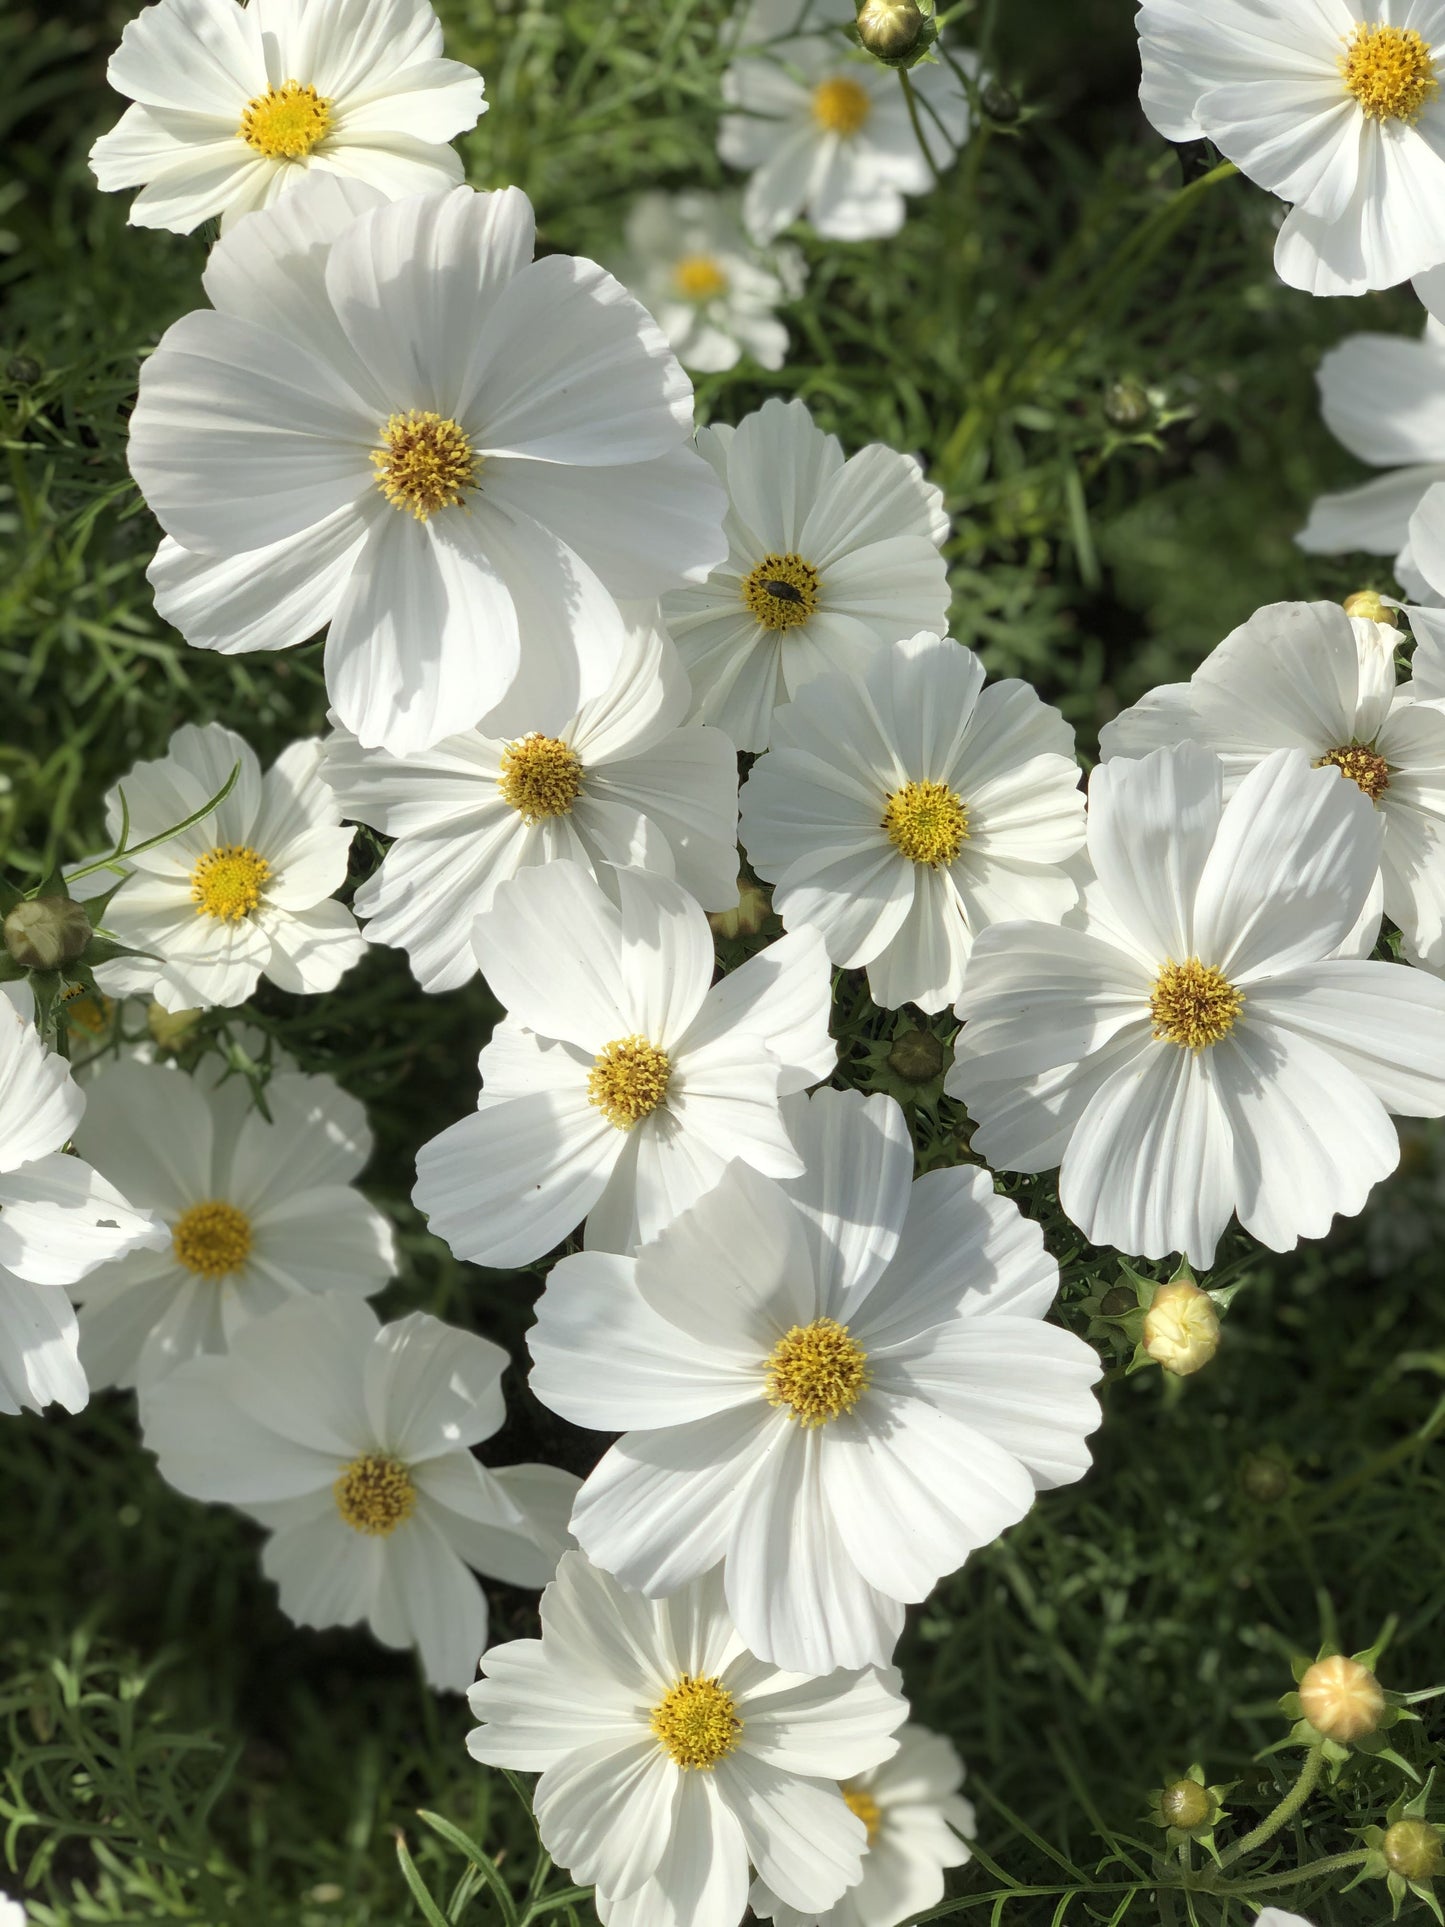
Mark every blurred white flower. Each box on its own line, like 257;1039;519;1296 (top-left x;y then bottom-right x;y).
142;1294;577;1690
740;632;1084;1012
720;0;975;242
613;190;805;373
324;612;739;991
661;397;950;752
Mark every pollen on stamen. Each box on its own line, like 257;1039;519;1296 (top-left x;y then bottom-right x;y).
812;74;873;137
171;1199;253;1279
1314;742;1391;803
371;411;480;522
238;80;333;159
333;1453;417;1537
741;552;821;630
673;253;730;302
843;1784;884;1847
650;1675;741;1770
1149;958;1243;1052
587;1036;672;1130
190;845;270;923
499;735;585;822
883;779;969;867
1339;21;1439;122
765;1317;870;1427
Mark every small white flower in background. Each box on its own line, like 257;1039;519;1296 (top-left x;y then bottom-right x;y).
467;1551;907;1927
323;613;740;991
0;1896;24;1926
750;1723;975;1927
740;632;1085;1013
1137;0;1445;295
413;860;835;1267
1254;1913;1316;1927
1297;317;1445;600
141;1295;578;1691
949;743;1445;1268
528;1088;1103;1674
719;0;975;243
613;190;805;374
0;986;166;1418
70;1055;394;1389
662;397;951;753
1101;601;1445;970
129;177;727;757
89;0;486;235
74;722;364;1013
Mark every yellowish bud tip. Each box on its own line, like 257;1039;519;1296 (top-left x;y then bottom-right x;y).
707;880;771;941
3;895;91;971
1384;1819;1444;1882
146;1000;204;1050
1159;1780;1214;1832
1343;591;1398;627
1298;1654;1386;1744
856;0;924;58
1142;1280;1220;1377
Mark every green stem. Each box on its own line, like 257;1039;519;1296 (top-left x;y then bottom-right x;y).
1242;1849;1370;1892
1214;1745;1324;1872
900;67;943;182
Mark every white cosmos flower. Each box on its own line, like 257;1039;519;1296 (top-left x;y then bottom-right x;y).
1255;1914;1315;1927
948;743;1445;1268
739;633;1085;1013
720;0;975;243
70;1055;395;1388
613;190;805;374
89;0;486;235
323;612;740;992
0;986;166;1417
1297;316;1445;599
1137;0;1445;294
661;398;951;753
75;722;363;1013
128;176;728;757
528;1088;1103;1674
412;861;836;1267
0;1897;24;1927
1100;600;1445;970
750;1723;975;1927
467;1551;907;1927
141;1294;578;1690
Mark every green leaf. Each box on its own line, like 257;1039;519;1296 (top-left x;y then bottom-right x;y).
395;1833;452;1927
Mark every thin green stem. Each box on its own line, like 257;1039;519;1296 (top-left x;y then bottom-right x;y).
900;67;943;182
1214;1745;1324;1872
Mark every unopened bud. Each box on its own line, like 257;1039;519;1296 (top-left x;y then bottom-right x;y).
856;0;924;58
147;1000;203;1051
1239;1453;1291;1505
1098;1285;1137;1318
1104;379;1152;430
1159;1779;1214;1833
708;879;771;941
3;895;92;971
1384;1819;1444;1882
1343;591;1398;627
6;353;42;388
1298;1654;1386;1743
1142;1280;1220;1377
982;80;1020;124
888;1028;944;1084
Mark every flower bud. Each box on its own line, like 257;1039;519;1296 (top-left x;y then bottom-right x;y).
6;353;42;388
1239;1453;1291;1505
147;1000;203;1051
1384;1819;1443;1881
1104;379;1152;430
1343;591;1397;627
856;0;924;58
1098;1285;1137;1318
982;80;1020;124
888;1028;944;1084
1298;1654;1386;1743
3;895;92;971
1159;1779;1214;1833
708;879;771;941
1142;1280;1220;1376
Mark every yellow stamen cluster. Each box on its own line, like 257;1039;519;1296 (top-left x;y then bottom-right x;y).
63;986;115;1037
673;254;730;302
741;553;821;630
171;1200;253;1279
1339;22;1438;122
882;779;969;868
650;1675;741;1770
499;735;585;822
812;74;873;137
843;1784;884;1847
1314;742;1391;803
587;1036;673;1130
372;411;479;521
333;1453;418;1537
765;1318;869;1427
190;844;270;923
1149;959;1244;1052
238;80;333;159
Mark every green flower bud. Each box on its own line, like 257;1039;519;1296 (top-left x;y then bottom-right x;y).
856;0;924;59
1104;379;1152;430
982;81;1020;125
1384;1819;1444;1882
6;353;42;388
4;896;92;971
887;1028;944;1084
1159;1779;1215;1833
1299;1655;1385;1743
1239;1453;1291;1505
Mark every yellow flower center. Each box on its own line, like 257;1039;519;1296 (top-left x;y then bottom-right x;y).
1339;22;1438;122
587;1036;672;1129
238;80;333;159
812;74;873;137
371;410;480;521
673;253;730;301
843;1784;883;1847
190;844;270;923
1149;959;1243;1052
765;1317;869;1427
333;1454;417;1537
63;986;115;1037
498;735;585;822
883;779;969;867
741;552;821;630
650;1675;741;1770
171;1200;253;1279
1314;742;1391;803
